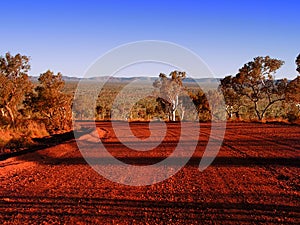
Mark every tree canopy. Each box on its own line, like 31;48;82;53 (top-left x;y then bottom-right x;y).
153;71;186;121
29;70;72;132
0;53;32;127
220;56;287;121
286;76;300;104
2;51;300;138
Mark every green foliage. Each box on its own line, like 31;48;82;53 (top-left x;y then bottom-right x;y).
73;93;96;120
0;120;49;153
219;76;243;119
286;76;300;104
0;52;74;151
2;50;300;150
220;56;287;121
285;76;300;122
153;71;186;121
287;104;299;123
0;53;32;127
28;70;72;133
190;90;211;121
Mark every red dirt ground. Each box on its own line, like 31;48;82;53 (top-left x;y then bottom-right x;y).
0;122;299;224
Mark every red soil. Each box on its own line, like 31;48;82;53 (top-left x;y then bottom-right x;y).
0;122;299;224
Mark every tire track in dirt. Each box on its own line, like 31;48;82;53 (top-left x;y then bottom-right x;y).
199;123;300;222
222;125;300;194
0;122;299;224
73;122;299;223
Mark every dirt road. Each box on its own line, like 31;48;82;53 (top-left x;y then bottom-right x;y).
1;122;299;224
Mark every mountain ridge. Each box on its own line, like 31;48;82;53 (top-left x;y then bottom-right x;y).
29;75;221;83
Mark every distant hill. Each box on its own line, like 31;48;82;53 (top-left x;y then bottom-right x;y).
29;75;221;84
30;75;291;85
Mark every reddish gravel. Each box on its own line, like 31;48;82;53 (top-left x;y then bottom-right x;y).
0;122;299;224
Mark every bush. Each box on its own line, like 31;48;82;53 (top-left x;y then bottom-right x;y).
0;120;49;154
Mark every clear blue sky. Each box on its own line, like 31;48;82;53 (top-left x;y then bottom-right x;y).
1;0;299;79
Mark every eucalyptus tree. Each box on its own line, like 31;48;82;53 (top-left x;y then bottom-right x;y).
0;53;32;127
221;56;287;121
30;70;72;132
153;71;186;121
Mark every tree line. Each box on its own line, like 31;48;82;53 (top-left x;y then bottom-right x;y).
1;52;300;135
0;53;72;134
150;55;300;122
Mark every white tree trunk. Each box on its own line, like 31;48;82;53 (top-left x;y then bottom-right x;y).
171;110;176;121
170;95;179;121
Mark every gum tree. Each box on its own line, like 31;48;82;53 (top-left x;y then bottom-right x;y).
30;70;72;132
0;53;32;127
224;56;287;121
153;71;186;121
220;75;243;119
